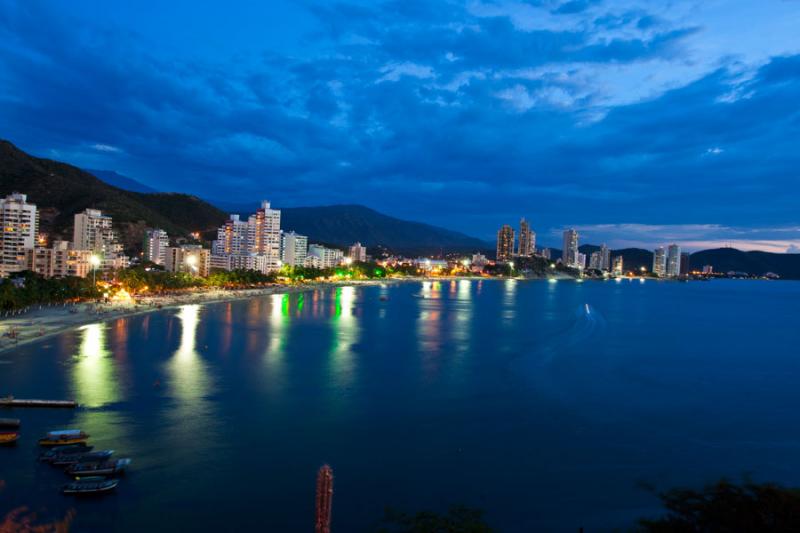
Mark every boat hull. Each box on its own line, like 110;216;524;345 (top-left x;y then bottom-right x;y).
62;479;119;495
0;432;19;445
39;437;89;446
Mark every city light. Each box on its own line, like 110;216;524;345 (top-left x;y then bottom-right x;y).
89;254;101;267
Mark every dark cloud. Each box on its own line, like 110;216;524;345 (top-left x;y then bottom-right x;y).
0;1;798;245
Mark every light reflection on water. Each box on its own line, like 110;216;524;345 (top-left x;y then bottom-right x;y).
330;287;359;388
71;323;121;409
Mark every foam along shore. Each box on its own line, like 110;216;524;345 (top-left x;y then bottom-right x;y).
0;280;397;355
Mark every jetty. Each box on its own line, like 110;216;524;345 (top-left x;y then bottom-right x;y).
1;396;77;408
0;418;21;427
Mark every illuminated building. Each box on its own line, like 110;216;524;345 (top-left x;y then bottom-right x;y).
247;200;282;271
496;224;515;262
600;243;611;271
281;231;308;267
576;252;587;270
612;255;624;276
347;241;367;262
652;247;667;277
212;215;248;256
72;208;128;270
307;244;344;268
165;245;210;277
0;192;38;277
666;244;681;277
471;253;488;267
589;251;602;270
143;228;169;265
702;265;713;274
518;218;535;257
540;247;551;260
210;253;269;274
26;240;92;278
562;229;578;267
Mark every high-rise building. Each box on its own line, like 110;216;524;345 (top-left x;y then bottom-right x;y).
652;247;667;277
589;251;602;270
576;252;587;270
143;228;169;265
213;215;248;256
518;218;535;257
496;225;515;262
562;229;578;267
599;243;611;271
73;208;126;269
27;240;93;278
666;244;681;277
680;252;691;275
210;253;270;274
541;248;551;260
348;242;367;262
165;245;210;277
612;255;624;276
247;200;282;271
0;193;38;277
281;231;308;267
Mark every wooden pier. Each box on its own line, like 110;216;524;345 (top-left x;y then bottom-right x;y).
0;397;77;408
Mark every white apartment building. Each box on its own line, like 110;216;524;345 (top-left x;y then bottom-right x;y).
562;229;579;268
27;240;93;278
0;193;38;277
210;253;270;274
281;231;308;267
212;214;249;256
307;244;343;269
73;208;127;270
666;244;682;277
143;228;169;265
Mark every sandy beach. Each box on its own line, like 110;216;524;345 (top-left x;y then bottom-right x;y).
0;279;397;356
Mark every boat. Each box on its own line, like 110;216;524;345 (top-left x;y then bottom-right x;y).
67;458;131;477
62;476;119;495
0;418;21;428
50;450;114;466
38;429;89;446
39;443;93;460
0;431;19;445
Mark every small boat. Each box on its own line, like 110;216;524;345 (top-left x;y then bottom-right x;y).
0;418;21;428
38;429;89;446
0;431;19;445
67;458;131;477
62;476;119;495
50;450;114;466
39;443;93;461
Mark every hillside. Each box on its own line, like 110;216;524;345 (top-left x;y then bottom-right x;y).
280;205;491;254
83;169;158;193
690;248;800;278
0;140;226;252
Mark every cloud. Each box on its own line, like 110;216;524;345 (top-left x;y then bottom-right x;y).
91;143;121;153
0;1;798;243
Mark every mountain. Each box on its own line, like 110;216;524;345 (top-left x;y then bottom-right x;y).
207;200;493;254
84;168;158;193
689;248;800;278
280;205;491;254
0;140;227;252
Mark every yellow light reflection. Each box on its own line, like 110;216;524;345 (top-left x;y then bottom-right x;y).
168;305;211;402
71;323;120;408
331;287;359;386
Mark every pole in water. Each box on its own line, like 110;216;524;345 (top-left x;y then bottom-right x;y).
315;464;334;533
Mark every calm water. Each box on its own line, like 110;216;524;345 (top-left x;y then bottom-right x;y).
2;279;800;532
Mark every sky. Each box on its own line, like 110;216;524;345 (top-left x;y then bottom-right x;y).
1;0;799;251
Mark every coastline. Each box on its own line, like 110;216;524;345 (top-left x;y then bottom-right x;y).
0;279;397;356
0;275;576;356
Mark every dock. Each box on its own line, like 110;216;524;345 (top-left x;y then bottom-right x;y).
0;418;21;427
1;397;77;408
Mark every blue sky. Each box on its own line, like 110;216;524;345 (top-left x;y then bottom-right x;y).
1;1;799;251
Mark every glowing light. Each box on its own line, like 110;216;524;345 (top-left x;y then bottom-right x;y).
89;255;101;267
548;278;557;283
186;255;198;267
343;257;353;266
549;263;555;269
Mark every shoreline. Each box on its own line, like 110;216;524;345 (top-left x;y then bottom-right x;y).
0;274;579;356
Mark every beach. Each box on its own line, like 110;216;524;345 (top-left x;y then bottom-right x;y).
0;280;395;355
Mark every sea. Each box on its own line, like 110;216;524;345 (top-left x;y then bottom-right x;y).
2;279;800;532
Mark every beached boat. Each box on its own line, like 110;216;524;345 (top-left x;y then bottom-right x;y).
67;458;131;477
38;429;89;446
0;431;19;445
51;450;114;466
39;443;93;461
62;476;119;495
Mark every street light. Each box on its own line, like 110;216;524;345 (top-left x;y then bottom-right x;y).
186;254;198;274
89;254;101;285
